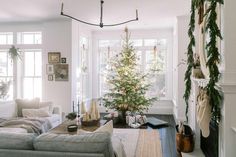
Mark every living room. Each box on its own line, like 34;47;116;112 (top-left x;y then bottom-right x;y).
0;0;236;157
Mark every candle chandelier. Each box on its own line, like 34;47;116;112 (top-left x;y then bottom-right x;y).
60;0;139;28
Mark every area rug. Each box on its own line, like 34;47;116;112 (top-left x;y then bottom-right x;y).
113;129;162;157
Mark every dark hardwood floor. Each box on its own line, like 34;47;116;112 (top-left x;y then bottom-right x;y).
101;113;177;157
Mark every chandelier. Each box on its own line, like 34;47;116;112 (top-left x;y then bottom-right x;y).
60;0;139;28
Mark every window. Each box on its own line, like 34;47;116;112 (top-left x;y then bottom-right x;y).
98;40;120;96
0;32;13;45
0;31;42;101
0;50;13;100
98;38;167;98
17;32;42;44
77;37;89;102
23;50;42;99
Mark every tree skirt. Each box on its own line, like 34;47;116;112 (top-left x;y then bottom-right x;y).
113;129;162;157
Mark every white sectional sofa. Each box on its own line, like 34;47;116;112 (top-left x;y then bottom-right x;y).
0;99;62;133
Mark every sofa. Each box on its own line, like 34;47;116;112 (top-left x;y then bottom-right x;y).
0;132;114;157
0;99;62;133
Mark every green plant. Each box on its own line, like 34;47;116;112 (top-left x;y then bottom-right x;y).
184;0;196;123
205;0;224;122
184;0;223;123
66;112;77;120
8;45;21;61
102;28;156;118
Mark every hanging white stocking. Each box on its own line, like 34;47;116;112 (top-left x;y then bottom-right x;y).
197;89;211;137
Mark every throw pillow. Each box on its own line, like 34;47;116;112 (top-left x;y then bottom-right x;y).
94;120;113;135
15;98;40;117
39;101;53;114
22;107;51;117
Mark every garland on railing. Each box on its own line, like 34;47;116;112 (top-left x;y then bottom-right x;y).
205;0;224;122
184;0;224;123
184;0;196;123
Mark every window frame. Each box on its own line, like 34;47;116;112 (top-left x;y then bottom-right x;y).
21;49;42;99
97;38;169;100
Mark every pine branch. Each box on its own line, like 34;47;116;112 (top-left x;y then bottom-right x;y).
205;0;223;122
184;0;196;123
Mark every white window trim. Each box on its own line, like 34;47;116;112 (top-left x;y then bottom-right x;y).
92;29;173;101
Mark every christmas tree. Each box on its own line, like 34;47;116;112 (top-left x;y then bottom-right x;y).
102;28;156;120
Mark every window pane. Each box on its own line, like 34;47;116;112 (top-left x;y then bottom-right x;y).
146;50;155;64
34;78;42;99
7;34;13;45
130;39;142;47
109;40;120;47
99;40;110;47
99;40;120;47
24;51;34;76
23;34;34;44
7;56;13;76
144;39;158;46
0;53;7;76
35;51;42;76
0;32;13;45
0;35;7;45
35;33;42;44
17;32;42;44
0;78;13;100
23;78;34;99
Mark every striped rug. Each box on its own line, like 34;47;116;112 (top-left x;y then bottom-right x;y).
113;129;162;157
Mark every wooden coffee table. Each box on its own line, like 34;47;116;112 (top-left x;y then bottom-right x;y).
49;119;107;134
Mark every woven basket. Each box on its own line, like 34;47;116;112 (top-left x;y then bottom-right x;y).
81;118;100;127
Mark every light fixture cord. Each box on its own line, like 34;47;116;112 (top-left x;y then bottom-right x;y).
100;0;104;27
60;1;138;28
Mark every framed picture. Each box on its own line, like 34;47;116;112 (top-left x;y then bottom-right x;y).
48;52;61;63
48;75;53;81
54;64;69;81
61;57;66;63
46;64;54;74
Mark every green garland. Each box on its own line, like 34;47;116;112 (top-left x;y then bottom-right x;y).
184;0;196;123
205;0;224;122
184;0;224;123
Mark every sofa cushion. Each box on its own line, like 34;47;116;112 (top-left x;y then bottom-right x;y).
34;132;113;157
0;133;36;150
94;120;113;135
0;128;27;133
22;107;51;117
39;101;53;114
15;98;40;117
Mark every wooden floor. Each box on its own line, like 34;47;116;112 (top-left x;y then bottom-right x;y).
145;114;177;157
101;113;177;157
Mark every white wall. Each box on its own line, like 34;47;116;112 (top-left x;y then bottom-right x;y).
219;0;236;156
172;15;189;121
42;20;73;115
92;28;174;114
0;20;75;116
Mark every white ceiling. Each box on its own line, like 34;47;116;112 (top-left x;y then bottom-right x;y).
0;0;190;29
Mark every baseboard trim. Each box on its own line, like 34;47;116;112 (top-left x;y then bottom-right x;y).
99;100;174;115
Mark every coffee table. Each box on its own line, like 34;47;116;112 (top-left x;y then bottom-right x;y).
49;118;107;134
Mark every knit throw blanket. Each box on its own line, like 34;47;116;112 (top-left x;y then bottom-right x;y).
0;117;52;134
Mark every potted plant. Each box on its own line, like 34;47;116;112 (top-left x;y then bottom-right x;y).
8;45;21;61
176;122;194;154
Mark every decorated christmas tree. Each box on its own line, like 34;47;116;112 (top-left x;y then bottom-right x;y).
102;28;156;120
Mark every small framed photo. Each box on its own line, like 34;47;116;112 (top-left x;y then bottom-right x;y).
48;75;53;81
61;57;66;63
54;64;69;81
46;64;54;74
48;52;61;63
